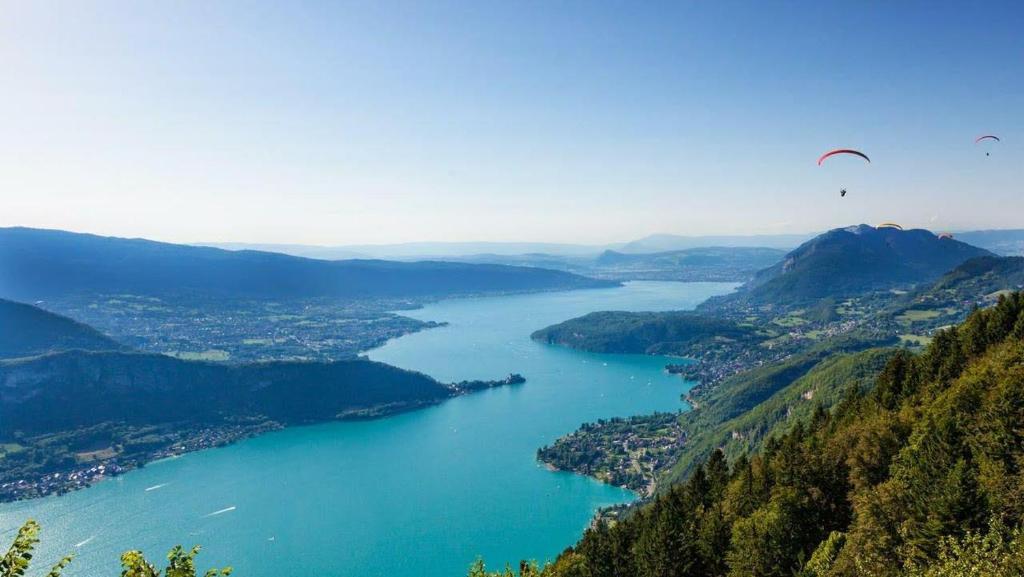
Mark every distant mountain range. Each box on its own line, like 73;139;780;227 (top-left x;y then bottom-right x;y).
0;227;614;302
198;233;817;259
198;240;607;259
199;228;1024;264
437;246;787;282
616;233;816;253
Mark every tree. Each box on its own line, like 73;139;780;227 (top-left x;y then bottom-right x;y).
0;520;230;577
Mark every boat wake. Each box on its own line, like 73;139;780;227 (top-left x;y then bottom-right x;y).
203;506;236;518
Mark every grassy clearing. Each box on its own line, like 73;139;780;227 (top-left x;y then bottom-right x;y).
167;349;231;361
76;447;118;462
896;309;942;323
899;334;932;347
772;314;807;327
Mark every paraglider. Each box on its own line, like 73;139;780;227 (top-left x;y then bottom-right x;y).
937;232;954;240
817;149;871;166
877;222;903;231
819;149;869;199
975;135;1000;156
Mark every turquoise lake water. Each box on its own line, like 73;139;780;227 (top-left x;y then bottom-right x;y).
0;281;736;577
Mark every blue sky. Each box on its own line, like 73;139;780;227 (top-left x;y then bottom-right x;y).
1;1;1021;244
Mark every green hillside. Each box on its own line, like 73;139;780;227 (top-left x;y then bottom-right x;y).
530;311;760;355
0;298;121;359
0;350;480;500
662;348;896;486
880;256;1024;335
0;351;452;436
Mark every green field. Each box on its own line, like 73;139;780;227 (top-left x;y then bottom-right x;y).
167;349;231;361
896;308;942;323
898;333;932;347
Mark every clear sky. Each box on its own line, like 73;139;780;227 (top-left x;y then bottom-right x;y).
1;1;1021;245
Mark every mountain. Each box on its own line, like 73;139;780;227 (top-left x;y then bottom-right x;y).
199;240;606;259
199;229;1024;261
195;242;371;260
717;225;992;306
0;299;122;359
0;228;615;301
619;233;813;253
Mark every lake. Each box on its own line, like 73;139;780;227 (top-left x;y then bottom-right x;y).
0;281;736;577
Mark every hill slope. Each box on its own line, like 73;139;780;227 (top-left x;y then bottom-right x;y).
0;351;454;436
881;256;1024;333
0;227;615;301
714;225;991;306
0;299;121;358
918;255;1024;298
531;311;759;355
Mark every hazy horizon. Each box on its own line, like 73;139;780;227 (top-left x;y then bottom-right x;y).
2;2;1021;244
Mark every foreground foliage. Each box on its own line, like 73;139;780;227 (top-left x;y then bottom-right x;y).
483;293;1024;577
0;520;230;577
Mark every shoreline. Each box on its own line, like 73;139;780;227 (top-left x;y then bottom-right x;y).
0;375;524;504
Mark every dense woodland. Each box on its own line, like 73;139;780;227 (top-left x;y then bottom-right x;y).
478;293;1024;576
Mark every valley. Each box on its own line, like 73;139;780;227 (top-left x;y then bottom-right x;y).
2;225;1023;577
0;281;732;577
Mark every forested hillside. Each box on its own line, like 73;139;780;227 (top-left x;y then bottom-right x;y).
530;311;759;355
0;298;122;358
0;351;453;436
0;350;473;500
488;293;1024;577
661;347;896;486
